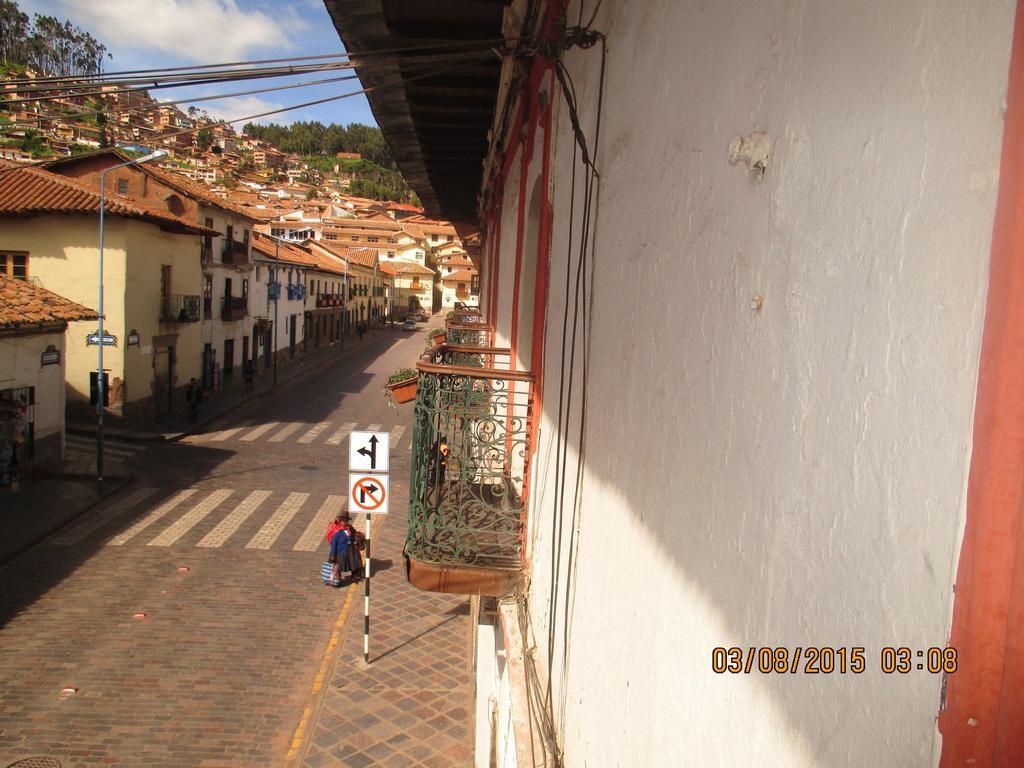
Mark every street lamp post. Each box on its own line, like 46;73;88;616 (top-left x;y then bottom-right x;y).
96;149;166;486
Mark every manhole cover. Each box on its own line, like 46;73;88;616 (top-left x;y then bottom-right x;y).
7;758;63;768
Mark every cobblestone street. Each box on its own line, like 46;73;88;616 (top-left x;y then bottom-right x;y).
0;325;474;767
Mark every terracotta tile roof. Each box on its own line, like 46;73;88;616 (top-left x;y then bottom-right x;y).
142;163;257;220
380;260;435;276
43;148;256;221
312;241;381;271
0;274;97;329
251;233;313;268
252;232;347;277
442;269;476;282
0;161;217;235
345;247;381;269
385;201;424;213
401;224;427;240
241;206;287;220
441;255;474;267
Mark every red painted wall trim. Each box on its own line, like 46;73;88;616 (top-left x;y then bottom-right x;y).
940;3;1024;765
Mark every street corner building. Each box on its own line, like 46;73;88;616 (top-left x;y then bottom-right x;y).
0;160;216;428
0;272;96;481
325;0;1024;766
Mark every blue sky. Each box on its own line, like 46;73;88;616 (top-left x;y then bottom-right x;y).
18;0;378;128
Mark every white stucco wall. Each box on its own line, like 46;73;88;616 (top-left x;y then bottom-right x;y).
0;329;67;463
504;1;1016;766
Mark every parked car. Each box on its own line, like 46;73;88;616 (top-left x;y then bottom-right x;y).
407;311;427;322
402;318;417;331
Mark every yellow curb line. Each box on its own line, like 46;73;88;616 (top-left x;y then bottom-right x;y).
287;581;357;762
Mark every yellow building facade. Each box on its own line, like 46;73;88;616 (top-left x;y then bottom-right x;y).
1;214;207;426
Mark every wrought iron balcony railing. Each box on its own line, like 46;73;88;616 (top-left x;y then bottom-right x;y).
316;293;342;308
445;321;494;347
406;345;535;596
221;295;248;321
287;284;307;301
159;294;201;323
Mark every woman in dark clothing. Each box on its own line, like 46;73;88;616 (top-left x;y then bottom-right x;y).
326;514;363;582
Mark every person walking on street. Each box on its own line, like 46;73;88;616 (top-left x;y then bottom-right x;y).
357;322;365;341
243;359;254;393
185;377;202;423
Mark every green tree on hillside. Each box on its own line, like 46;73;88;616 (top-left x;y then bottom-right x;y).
0;1;109;75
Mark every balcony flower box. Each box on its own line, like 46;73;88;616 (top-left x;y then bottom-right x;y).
385;368;418;405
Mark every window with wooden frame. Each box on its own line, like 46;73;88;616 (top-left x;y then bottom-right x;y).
160;265;171;298
0;252;28;279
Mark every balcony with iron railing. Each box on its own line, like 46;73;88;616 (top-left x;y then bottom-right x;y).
159;294;201;323
406;344;535;596
316;293;343;308
221;295;248;321
445;313;494;347
221;239;251;266
287;284;307;301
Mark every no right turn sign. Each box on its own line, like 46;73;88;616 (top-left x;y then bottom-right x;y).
349;473;389;515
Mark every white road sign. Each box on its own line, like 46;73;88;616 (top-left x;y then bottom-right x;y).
349;473;389;515
349;430;390;473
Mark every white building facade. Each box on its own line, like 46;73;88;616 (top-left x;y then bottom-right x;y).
330;0;1024;766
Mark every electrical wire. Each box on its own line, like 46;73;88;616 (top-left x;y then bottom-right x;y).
0;53;494;176
555;31;606;734
20;72;363;124
1;48;497;104
0;37;517;87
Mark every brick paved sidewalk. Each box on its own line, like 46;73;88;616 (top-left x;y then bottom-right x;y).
297;497;473;767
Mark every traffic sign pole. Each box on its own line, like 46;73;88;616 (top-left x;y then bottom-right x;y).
364;512;371;664
349;430;389;666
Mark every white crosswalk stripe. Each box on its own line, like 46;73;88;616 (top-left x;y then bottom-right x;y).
205;426;248;442
57;487;374;551
246;492;308;550
297;421;332;444
196;490;271;548
293;495;344;552
366;423;382;432
326;422;357;446
268;422;303;442
106;489;197;546
147;489;234;547
390;425;406;448
239;422;280;442
51;487;159;545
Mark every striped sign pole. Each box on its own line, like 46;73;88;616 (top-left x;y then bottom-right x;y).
364;512;371;664
349;431;389;666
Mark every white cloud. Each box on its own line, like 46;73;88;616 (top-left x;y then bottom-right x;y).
60;0;309;62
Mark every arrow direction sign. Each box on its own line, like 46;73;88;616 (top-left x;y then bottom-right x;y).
349;473;389;515
349;430;389;473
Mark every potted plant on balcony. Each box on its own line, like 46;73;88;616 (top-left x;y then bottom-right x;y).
385;367;418;405
426;328;446;347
